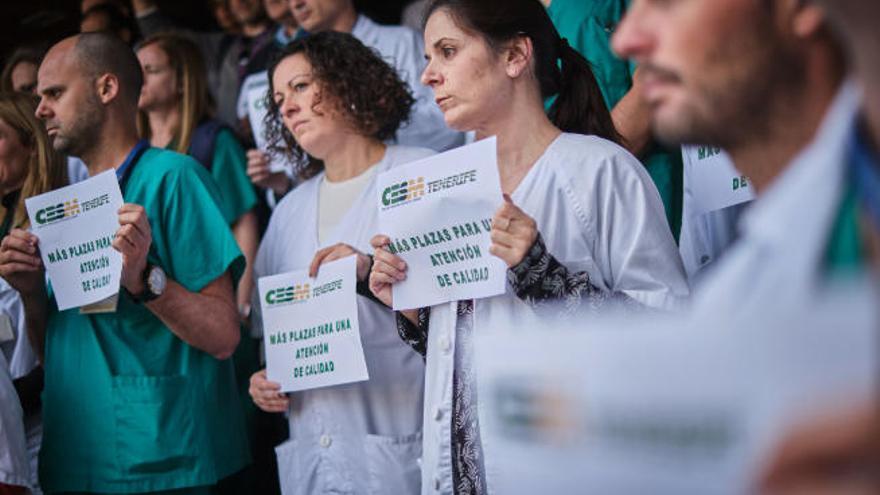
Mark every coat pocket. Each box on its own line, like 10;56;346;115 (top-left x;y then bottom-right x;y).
111;375;199;477
365;432;422;495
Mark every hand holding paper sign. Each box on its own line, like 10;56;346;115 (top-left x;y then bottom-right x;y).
112;203;151;295
249;368;290;413
368;234;407;306
246;149;290;196
375;137;508;310
24;170;124;311
0;229;44;297
490;194;539;267
309;243;371;280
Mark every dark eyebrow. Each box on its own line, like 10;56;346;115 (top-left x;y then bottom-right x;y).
39;85;64;96
432;37;457;50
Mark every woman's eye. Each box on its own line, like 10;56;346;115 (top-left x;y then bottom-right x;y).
294;82;308;92
442;46;455;58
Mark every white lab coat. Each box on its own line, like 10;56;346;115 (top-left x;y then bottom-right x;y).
0;278;41;493
0;350;28;490
690;83;864;317
419;134;690;494
351;15;464;152
253;146;434;495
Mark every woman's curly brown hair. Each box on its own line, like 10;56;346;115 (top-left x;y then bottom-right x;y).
264;31;416;180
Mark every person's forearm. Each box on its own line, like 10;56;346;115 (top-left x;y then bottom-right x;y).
144;274;240;359
22;288;48;362
233;210;259;311
611;69;654;157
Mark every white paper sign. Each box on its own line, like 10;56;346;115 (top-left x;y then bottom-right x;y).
257;256;368;393
682;145;755;215
377;137;507;310
475;289;878;495
25;170;123;311
241;72;293;174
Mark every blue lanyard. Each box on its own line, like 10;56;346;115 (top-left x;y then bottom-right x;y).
849;122;880;233
116;139;150;192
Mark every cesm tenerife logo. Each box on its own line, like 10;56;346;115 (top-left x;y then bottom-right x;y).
265;283;311;306
264;277;344;308
381;169;479;211
35;193;111;228
381;177;425;209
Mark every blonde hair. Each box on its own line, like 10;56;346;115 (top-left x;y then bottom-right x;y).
136;33;214;153
0;92;68;230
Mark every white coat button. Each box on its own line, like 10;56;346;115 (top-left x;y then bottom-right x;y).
319;435;332;448
434;408;443;421
439;335;451;353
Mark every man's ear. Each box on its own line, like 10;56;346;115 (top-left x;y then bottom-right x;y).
781;0;827;39
504;35;534;79
95;73;120;104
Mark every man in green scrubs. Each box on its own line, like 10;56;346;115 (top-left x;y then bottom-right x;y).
0;33;250;493
544;0;684;239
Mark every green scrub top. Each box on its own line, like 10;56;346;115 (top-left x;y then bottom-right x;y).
547;0;684;239
207;129;258;225
825;185;865;271
39;148;250;493
547;0;633;109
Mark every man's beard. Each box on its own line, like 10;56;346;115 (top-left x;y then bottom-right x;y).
52;94;104;158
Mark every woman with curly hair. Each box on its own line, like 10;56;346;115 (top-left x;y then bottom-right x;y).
247;31;431;495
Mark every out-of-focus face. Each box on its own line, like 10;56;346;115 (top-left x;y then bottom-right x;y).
229;0;264;25
35;40;104;157
264;0;292;24
0;118;30;193
213;2;241;33
136;43;178;113
420;9;513;132
80;0;106;13
10;62;38;94
271;53;352;160
80;10;110;33
289;0;351;33
612;0;792;148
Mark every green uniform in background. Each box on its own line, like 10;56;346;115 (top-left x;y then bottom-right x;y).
547;0;683;239
39;148;250;493
206;129;258;225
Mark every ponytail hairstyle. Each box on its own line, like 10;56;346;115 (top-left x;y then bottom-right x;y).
423;0;622;144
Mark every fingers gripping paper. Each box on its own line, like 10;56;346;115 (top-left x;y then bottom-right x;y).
377;137;507;310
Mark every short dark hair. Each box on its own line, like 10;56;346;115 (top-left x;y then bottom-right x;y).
73;32;143;108
264;31;415;180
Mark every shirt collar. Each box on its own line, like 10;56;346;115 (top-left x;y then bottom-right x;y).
351;14;371;38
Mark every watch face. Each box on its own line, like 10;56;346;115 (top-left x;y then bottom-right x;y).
148;266;167;294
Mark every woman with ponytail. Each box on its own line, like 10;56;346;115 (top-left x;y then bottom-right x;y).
369;0;688;492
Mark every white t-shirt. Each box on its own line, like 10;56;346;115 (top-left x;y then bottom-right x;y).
318;165;378;245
